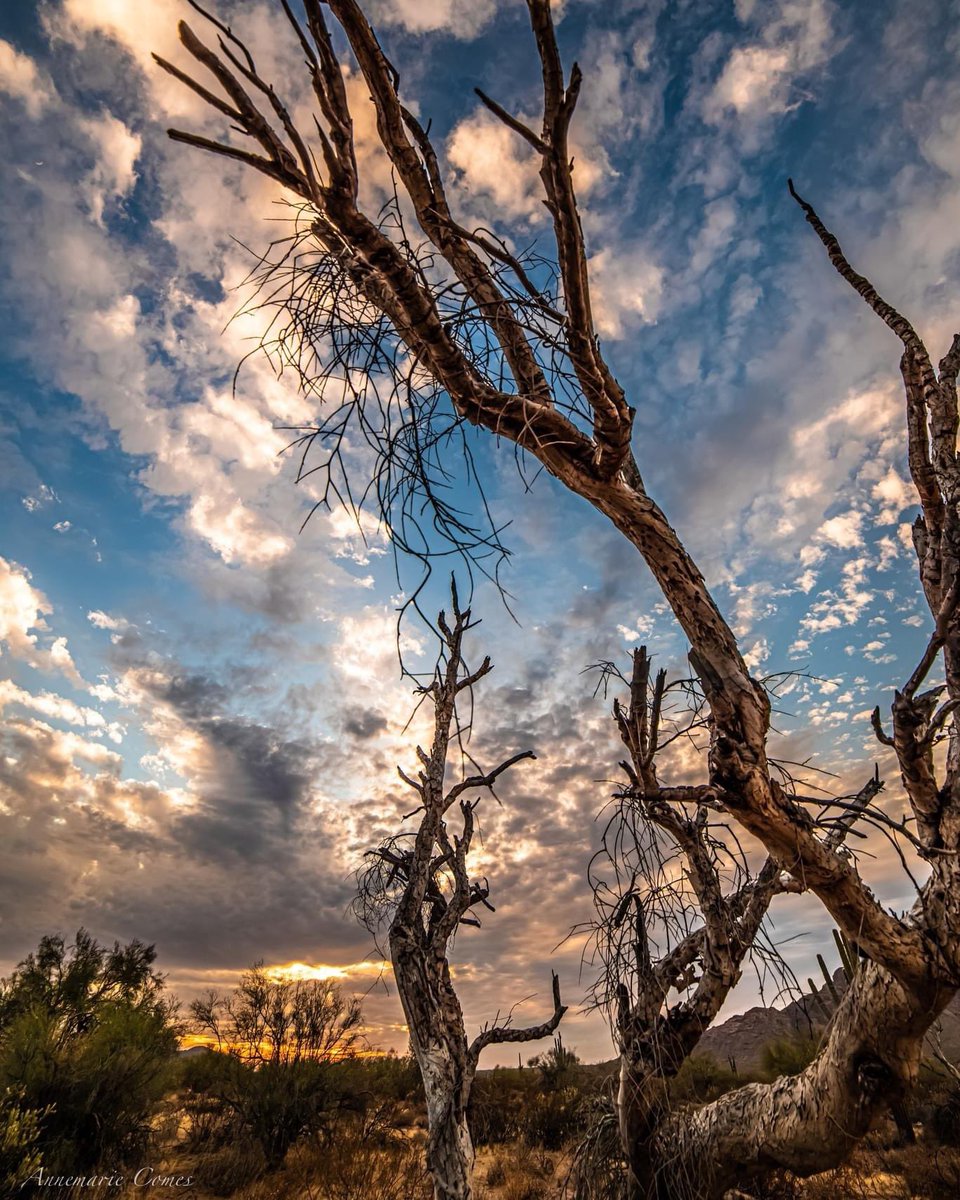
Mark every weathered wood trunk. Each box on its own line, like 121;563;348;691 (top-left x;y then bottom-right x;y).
619;962;951;1199
391;937;476;1200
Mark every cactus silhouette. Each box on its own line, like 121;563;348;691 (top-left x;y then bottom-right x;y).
832;928;860;983
807;929;861;1021
806;978;833;1022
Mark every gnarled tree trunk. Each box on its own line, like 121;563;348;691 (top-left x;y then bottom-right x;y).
392;940;475;1200
355;591;564;1200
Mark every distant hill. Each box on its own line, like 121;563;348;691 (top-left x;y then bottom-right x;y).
177;1043;213;1057
698;970;960;1073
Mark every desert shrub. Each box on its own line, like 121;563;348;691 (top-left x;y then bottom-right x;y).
0;1089;45;1192
186;1055;336;1171
177;1045;236;1093
515;1036;589;1149
330;1050;423;1114
190;963;363;1066
244;1059;336;1167
670;1053;740;1104
0;930;178;1176
304;1109;430;1200
760;1035;821;1080
484;1143;553;1200
503;1172;549;1200
568;1094;627;1200
486;1154;508;1187
930;1086;960;1147
194;1136;269;1196
187;964;369;1171
529;1035;582;1090
470;1068;533;1146
521;1088;585;1150
894;1142;960;1197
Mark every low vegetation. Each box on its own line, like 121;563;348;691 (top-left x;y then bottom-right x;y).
2;931;960;1198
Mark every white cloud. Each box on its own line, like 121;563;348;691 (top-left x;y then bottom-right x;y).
446;106;603;226
0;557;83;686
11;717;122;771
77;112;141;225
87;610;128;632
743;637;769;671
367;0;500;38
707;45;792;118
187;494;293;567
870;465;913;525
799;556;874;640
0;680;122;741
588;246;664;338
703;0;835;129
0;38;55;117
817;510;863;550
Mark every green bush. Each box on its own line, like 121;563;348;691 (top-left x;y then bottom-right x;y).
184;966;372;1172
0;1088;45;1192
469;1068;532;1146
0;930;178;1176
177;1046;237;1096
931;1088;960;1148
239;1058;335;1168
760;1035;821;1081
306;1109;430;1200
670;1053;740;1104
520;1087;585;1150
329;1050;423;1112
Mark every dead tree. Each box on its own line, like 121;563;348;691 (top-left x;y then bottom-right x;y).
354;583;565;1200
155;2;960;1195
580;649;879;1197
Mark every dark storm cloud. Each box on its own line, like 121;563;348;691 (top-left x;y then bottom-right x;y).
132;667;321;861
342;706;389;740
0;632;363;981
0;706;361;974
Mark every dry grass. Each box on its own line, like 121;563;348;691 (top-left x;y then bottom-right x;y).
476;1143;568;1199
50;1099;960;1200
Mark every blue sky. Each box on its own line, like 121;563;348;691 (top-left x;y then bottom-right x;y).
0;0;957;1060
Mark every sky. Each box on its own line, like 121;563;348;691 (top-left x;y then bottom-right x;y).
0;0;958;1064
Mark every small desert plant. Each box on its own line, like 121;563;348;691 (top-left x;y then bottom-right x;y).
0;1088;45;1192
485;1143;554;1200
486;1154;508;1187
521;1087;585;1150
470;1068;532;1146
669;1053;740;1104
761;1035;821;1081
302;1109;430;1200
568;1094;627;1200
931;1086;960;1147
197;1138;269;1196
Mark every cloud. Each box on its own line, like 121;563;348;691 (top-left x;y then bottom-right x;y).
0;679;121;739
0;556;83;686
0;39;55;117
702;0;836;131
588;246;664;338
817;510;863;550
77;112;141;226
446;109;546;226
366;0;501;38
